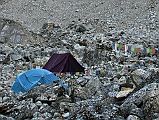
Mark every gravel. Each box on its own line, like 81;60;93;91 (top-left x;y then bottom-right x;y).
0;0;159;43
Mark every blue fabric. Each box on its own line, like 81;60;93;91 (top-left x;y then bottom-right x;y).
12;80;26;93
112;42;115;50
12;69;59;93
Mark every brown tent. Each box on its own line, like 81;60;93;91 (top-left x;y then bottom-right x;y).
43;53;85;73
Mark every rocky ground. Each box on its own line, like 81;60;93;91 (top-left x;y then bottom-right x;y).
0;0;159;40
0;0;159;120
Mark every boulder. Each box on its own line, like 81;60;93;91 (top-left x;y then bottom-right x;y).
120;83;159;117
131;69;151;87
84;77;102;98
75;24;87;33
143;93;159;119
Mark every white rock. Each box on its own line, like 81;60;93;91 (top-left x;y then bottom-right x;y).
116;88;134;98
127;115;140;120
36;101;42;107
3;97;10;102
54;112;61;118
62;112;70;118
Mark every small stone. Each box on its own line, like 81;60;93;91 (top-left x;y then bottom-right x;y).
42;112;52;119
127;115;140;120
33;112;42;118
36;101;42;107
153;113;159;119
54;112;61;118
62;112;70;118
130;108;144;119
116;88;134;99
3;96;10;102
75;24;87;33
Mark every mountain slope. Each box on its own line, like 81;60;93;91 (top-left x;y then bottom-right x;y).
0;0;159;43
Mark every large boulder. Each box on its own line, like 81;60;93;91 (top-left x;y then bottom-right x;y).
0;18;46;45
120;83;159;118
143;92;159;119
84;77;102;98
131;69;151;87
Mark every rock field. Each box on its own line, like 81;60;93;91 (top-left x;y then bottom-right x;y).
0;0;159;120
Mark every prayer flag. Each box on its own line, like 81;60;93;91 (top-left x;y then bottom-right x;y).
122;44;125;51
118;43;122;50
131;47;135;53
127;45;131;53
115;43;118;52
152;48;156;55
136;48;141;54
143;47;147;54
112;42;115;50
150;48;153;54
147;48;151;54
124;44;128;55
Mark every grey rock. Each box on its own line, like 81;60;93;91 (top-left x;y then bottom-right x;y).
0;114;15;120
42;112;52;119
53;112;61;118
0;37;7;43
11;54;23;61
31;117;44;120
39;103;51;113
3;96;10;102
143;93;159;119
127;115;141;120
153;118;159;120
33;112;42;118
120;83;159;116
131;69;150;87
130;108;144;119
0;18;46;45
120;103;138;117
75;24;87;33
113;116;126;120
118;76;127;85
35;101;42;107
62;112;70;118
152;113;159;120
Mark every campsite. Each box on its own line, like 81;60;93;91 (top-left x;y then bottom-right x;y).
0;0;159;120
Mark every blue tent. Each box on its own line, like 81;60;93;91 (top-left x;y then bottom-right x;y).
12;69;60;93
